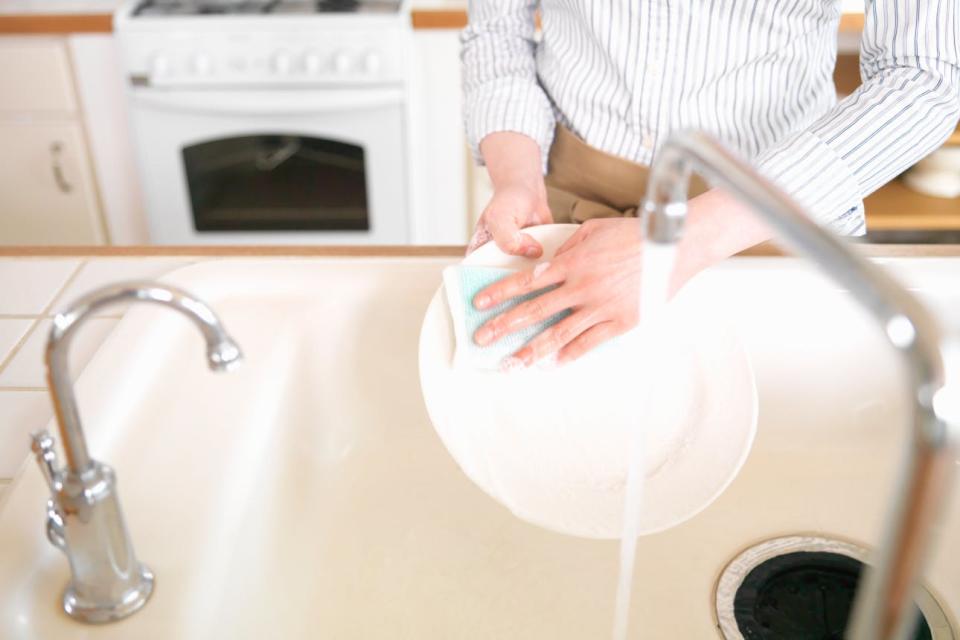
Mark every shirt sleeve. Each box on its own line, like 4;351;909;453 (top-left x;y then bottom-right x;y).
460;0;557;172
753;1;960;236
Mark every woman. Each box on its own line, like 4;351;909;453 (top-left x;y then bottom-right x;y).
462;1;960;367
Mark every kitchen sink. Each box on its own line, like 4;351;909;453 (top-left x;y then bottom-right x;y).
0;256;957;638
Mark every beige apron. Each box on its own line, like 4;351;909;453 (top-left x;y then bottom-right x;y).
545;125;709;223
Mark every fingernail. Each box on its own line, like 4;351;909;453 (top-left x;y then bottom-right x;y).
500;356;526;373
474;294;490;309
474;327;493;345
517;349;535;367
524;247;540;258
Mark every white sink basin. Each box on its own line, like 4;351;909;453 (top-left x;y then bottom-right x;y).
0;256;958;638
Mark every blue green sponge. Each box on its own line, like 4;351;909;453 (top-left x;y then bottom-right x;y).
443;265;571;371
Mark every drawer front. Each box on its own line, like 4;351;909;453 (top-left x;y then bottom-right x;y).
0;121;105;244
0;37;77;112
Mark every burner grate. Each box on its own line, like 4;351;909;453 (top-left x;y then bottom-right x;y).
132;0;399;15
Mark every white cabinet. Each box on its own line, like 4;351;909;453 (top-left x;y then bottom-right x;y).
410;30;475;243
0;120;105;244
68;35;148;245
0;37;106;245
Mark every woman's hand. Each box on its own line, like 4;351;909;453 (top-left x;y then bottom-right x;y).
470;188;774;367
473;217;643;366
469;132;553;257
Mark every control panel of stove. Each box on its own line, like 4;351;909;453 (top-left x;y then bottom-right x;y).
116;24;409;87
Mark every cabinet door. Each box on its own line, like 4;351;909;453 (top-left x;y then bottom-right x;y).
0;120;105;245
0;37;76;113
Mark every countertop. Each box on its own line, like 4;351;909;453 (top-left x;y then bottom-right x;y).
0;0;868;33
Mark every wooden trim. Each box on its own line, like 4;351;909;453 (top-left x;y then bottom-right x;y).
410;9;467;30
413;9;866;32
0;9;867;34
2;243;960;259
838;14;865;32
0;14;113;34
0;245;468;258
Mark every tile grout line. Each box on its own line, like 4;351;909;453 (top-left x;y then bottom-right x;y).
42;259;89;317
0;322;41;378
0;260;87;379
0;387;48;393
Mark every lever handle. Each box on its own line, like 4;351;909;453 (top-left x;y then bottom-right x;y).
31;430;61;494
50;142;73;194
45;499;67;551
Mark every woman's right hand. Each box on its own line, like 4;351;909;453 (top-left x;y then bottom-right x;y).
469;132;553;258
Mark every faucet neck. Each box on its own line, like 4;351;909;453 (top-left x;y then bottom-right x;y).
44;282;242;476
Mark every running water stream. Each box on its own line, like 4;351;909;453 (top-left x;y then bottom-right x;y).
611;241;678;640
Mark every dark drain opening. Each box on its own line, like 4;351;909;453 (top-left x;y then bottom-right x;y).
733;551;933;639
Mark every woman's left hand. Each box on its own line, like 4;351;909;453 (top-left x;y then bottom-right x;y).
472;218;644;367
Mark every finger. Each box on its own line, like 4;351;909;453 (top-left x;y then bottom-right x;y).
466;225;493;255
517;232;544;258
473;260;563;311
557;321;624;364
486;213;542;258
507;312;594;368
473;288;572;347
554;222;591;256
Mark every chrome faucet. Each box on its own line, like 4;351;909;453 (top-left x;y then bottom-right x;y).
30;282;243;624
641;131;958;640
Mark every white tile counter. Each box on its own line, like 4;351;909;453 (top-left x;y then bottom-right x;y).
0;0;124;16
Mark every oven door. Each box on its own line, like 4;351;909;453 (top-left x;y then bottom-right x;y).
128;87;409;244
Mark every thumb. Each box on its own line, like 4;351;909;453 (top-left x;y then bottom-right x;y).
486;214;543;258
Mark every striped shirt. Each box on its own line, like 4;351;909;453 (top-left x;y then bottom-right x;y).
461;1;960;234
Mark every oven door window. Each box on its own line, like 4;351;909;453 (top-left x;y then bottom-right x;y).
182;135;369;232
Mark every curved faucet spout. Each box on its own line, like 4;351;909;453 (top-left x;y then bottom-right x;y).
45;282;243;475
641;130;957;640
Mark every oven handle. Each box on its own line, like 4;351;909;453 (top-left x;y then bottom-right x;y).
130;87;405;116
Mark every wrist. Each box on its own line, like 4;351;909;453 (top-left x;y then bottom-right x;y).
671;188;772;287
480;131;545;194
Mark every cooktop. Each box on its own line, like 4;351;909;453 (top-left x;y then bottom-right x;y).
132;0;401;16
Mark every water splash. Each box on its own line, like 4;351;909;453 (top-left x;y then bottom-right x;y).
612;241;678;640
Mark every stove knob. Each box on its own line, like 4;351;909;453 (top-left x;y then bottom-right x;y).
150;54;171;77
332;51;352;75
192;53;213;75
362;51;382;75
303;50;323;74
272;51;292;74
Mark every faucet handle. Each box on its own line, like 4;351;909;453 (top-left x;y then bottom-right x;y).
31;430;61;494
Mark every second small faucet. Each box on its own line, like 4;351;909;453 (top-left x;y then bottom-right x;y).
31;282;243;624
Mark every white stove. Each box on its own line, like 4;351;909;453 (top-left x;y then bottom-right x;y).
114;0;422;245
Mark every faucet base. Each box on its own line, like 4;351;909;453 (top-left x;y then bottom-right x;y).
62;564;155;624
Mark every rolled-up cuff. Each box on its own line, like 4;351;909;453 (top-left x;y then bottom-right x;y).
464;78;557;174
753;130;866;236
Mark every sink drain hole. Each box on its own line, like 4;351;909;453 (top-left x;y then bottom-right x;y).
732;550;931;639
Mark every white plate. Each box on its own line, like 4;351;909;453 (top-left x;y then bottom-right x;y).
418;224;758;538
